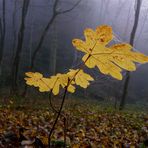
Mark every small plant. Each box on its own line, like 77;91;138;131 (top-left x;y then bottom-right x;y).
25;25;148;147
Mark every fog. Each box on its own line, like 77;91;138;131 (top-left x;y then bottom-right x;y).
0;0;148;106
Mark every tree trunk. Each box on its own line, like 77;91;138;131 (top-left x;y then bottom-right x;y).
11;0;30;94
0;0;6;75
119;0;142;110
30;0;82;70
11;0;17;62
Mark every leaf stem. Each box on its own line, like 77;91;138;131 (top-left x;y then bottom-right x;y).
48;91;58;113
48;82;69;147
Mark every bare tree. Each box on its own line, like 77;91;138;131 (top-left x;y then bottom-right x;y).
11;0;30;94
30;0;82;70
119;0;142;110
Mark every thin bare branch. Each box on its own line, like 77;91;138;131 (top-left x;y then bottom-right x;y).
57;0;82;14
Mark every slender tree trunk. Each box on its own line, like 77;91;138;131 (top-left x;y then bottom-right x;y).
119;0;142;110
0;18;3;55
11;0;30;94
0;18;2;76
0;0;6;75
11;0;17;62
10;0;17;94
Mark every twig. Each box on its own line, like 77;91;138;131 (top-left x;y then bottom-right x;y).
48;83;69;147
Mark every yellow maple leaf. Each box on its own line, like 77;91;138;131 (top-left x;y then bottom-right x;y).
67;69;94;88
25;69;93;95
25;72;75;95
48;73;75;95
25;72;51;92
72;25;148;80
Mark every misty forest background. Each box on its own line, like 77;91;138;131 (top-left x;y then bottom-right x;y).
0;0;148;109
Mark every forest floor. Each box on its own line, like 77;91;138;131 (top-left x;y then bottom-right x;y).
0;97;148;148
